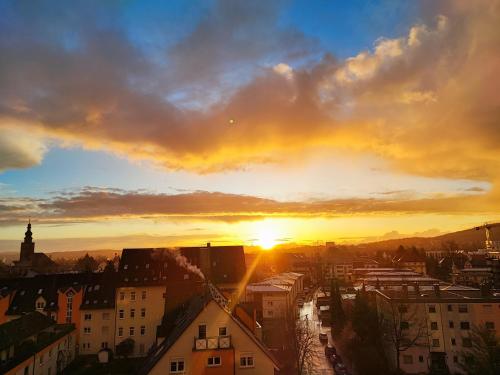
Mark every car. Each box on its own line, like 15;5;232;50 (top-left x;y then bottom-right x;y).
319;332;328;342
334;363;348;375
324;345;336;357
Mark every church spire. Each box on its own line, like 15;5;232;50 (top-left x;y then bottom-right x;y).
24;220;33;244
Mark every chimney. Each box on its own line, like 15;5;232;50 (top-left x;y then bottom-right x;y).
480;281;491;297
206;242;211;248
433;284;441;298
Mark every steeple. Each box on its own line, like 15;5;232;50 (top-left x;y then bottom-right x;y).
20;220;35;262
24;219;33;244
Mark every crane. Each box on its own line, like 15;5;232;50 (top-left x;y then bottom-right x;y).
475;222;500;250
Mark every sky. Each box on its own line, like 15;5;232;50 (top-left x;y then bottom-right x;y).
1;0;499;252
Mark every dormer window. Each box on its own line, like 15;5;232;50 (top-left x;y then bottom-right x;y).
124;265;128;270
94;285;100;291
146;263;150;269
38;289;43;294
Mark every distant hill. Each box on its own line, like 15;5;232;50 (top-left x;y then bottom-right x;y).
353;224;500;252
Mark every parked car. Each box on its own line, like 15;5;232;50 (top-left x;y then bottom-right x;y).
334;363;349;375
324;345;336;357
319;332;328;342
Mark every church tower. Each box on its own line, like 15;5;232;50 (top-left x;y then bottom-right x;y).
20;220;35;262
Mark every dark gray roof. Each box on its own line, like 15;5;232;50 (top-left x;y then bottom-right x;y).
0;311;54;350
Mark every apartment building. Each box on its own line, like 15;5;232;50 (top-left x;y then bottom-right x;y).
0;312;76;375
245;272;304;322
80;281;116;355
140;285;280;375
375;285;500;374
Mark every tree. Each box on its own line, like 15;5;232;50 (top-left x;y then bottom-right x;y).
347;291;389;375
459;325;500;375
380;302;428;372
74;253;98;273
115;338;135;358
284;313;316;375
330;278;346;335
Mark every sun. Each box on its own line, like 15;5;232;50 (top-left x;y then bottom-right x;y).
254;221;281;250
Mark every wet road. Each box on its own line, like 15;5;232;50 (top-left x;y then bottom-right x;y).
299;293;334;375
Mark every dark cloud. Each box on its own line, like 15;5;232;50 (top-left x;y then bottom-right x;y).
0;187;498;226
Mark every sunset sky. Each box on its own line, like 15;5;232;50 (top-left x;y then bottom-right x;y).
1;0;499;252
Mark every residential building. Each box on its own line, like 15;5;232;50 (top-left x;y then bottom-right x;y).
452;267;493;288
180;243;246;293
139;285;280;374
0;312;76;375
393;253;427;275
79;280;116;355
375;285;500;374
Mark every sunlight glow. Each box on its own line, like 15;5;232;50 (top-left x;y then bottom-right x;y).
254;221;282;250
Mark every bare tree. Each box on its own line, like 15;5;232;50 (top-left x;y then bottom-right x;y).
284;312;316;375
380;302;428;372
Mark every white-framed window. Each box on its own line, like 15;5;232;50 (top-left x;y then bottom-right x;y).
130;309;135;318
240;354;254;368
130;291;136;301
140;325;146;336
141;308;146;318
142;290;147;300
118;327;123;337
119;309;124;319
170;359;185;373
119;292;125;300
130;326;135;336
84;327;91;334
207;356;221;367
84;313;92;321
219;327;227;336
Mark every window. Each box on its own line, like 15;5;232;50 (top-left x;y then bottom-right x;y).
101;342;108;349
460;321;470;330
448;304;453;312
102;312;110;320
400;321;409;330
120;292;125;300
198;324;206;339
428;305;436;313
130;309;135;318
36;301;45;309
141;325;145;336
451;338;456;346
130;326;135;336
142;291;147;300
119;309;124;319
449;321;454;328
219;327;227;336
84;313;92;321
432;339;440;347
402;355;413;365
141;308;146;318
240;355;254;368
207;356;221;367
131;292;136;301
431;322;438;330
418;355;424;363
49;349;52;358
118;327;123;337
463;338;472;347
24;366;29;375
458;304;468;313
170;359;185;373
485;321;495;330
84;327;91;334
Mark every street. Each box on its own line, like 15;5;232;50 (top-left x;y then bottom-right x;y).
299;292;334;375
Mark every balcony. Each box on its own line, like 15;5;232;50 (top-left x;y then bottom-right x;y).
193;335;231;351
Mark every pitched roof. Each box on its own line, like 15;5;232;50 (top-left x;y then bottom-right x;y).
139;284;279;374
0;311;54;350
